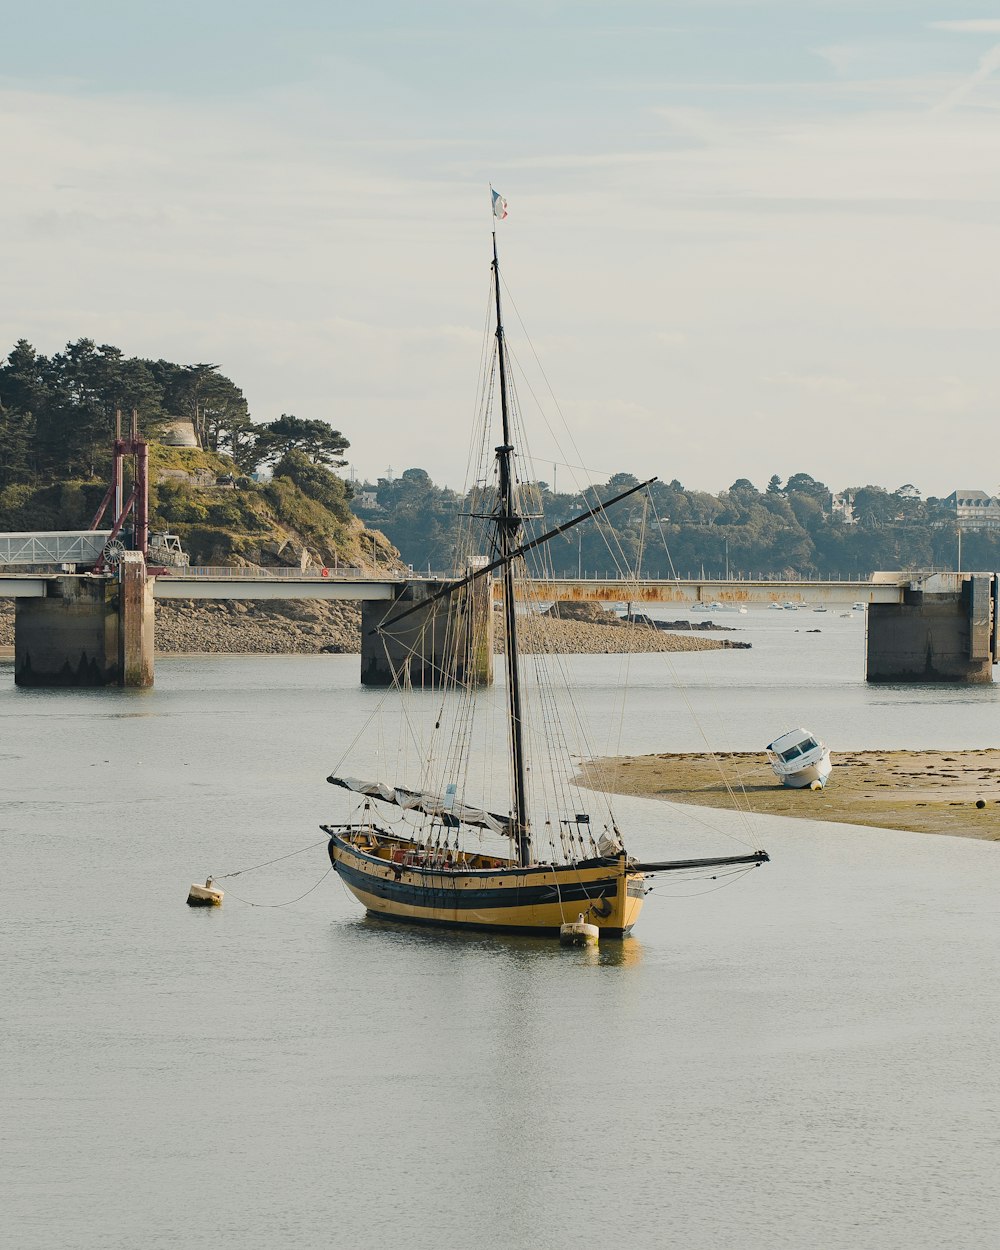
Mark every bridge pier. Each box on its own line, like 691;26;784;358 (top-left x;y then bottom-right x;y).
15;556;154;688
361;577;493;688
866;574;996;684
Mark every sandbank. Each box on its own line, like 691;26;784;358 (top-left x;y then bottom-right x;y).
575;749;1000;840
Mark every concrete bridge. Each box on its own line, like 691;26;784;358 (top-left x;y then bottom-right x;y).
152;568;900;606
1;564;997;688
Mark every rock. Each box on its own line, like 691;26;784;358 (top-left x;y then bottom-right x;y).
0;595;743;659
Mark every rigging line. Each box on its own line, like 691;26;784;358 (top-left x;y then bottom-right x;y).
462;352;499;541
374;476;656;636
223;866;336;909
639;493;762;832
645;866;758;898
522;627;617;832
534;624;616;831
500;277;600;504
492;300;650;590
643;493;760;812
213;840;330;880
510;570;566;825
499;276;658;597
583;777;760;847
602;495;651;778
326;656;429;781
649;498;680;583
514;547;620;831
458;284;500;501
622;617;760;846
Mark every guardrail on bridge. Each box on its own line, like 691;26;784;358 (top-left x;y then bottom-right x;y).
173;565;370;580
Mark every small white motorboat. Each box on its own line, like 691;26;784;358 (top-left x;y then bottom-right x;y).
765;728;832;789
769;603;784;611
852;602;866;611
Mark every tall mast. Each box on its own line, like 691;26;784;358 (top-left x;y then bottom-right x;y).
491;231;531;865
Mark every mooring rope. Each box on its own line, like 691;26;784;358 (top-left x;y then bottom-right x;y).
219;865;335;909
212;839;329;881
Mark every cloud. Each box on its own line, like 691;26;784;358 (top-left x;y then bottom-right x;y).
930;20;1000;34
928;18;1000;113
762;372;863;398
4;39;1000;496
931;42;1000;113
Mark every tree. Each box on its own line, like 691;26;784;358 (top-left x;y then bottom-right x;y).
605;471;641;493
272;449;353;523
729;478;758;496
44;339;165;477
850;486;897;529
784;472;830;505
0;340;47;486
254;414;349;467
766;474;784;495
0;401;35;489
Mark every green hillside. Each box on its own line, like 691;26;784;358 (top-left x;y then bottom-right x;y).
0;337;397;571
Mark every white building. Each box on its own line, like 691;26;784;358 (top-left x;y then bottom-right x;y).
942;490;1000;531
832;491;856;524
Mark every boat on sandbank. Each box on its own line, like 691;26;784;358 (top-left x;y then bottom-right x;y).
765;728;832;789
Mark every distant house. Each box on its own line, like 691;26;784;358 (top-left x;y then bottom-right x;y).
832;491;856;524
354;491;380;510
942;489;1000;531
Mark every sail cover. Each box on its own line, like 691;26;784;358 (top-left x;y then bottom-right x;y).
328;775;512;836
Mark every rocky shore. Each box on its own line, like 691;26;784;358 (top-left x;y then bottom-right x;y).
0;602;14;650
574;749;1000;840
0;598;735;657
155;600;734;656
155;599;363;654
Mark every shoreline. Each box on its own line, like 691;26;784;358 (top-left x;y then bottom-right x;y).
0;600;735;658
574;749;1000;840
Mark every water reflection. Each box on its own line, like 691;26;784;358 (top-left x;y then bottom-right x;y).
339;913;643;967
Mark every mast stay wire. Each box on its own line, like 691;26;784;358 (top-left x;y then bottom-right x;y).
499;276;762;851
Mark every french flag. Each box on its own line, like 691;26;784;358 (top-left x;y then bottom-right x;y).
491;188;508;220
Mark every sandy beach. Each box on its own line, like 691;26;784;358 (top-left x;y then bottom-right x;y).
575;749;1000;840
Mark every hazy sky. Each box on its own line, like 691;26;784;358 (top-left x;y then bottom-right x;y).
4;2;1000;497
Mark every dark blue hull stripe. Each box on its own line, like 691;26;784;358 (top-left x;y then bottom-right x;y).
333;855;619;911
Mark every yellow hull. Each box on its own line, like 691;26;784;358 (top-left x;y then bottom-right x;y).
327;831;645;937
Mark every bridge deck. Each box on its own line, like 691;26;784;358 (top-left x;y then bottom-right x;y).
513;578;905;606
0;569;950;606
152;575;399;601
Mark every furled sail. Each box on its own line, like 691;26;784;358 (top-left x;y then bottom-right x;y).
327;775;513;836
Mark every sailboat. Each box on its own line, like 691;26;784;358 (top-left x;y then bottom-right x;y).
323;226;769;938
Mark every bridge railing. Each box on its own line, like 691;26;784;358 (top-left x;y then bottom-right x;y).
0;530;112;566
171;565;371;580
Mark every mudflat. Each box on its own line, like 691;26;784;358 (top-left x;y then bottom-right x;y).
575;749;1000;840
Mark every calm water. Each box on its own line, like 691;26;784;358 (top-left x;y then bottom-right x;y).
3;610;999;1249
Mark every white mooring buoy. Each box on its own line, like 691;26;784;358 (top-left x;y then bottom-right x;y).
187;877;224;908
560;913;599;946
